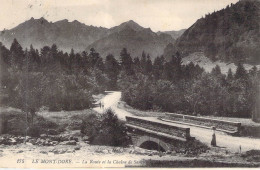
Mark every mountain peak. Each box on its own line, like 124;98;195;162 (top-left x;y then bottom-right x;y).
126;20;136;24
39;17;47;22
72;20;80;23
116;20;144;32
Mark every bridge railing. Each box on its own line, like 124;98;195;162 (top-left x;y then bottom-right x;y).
126;116;191;141
163;113;241;135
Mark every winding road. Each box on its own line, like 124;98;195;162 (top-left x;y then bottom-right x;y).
94;91;260;152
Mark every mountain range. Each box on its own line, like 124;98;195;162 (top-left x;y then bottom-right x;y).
86;20;175;59
164;0;260;64
1;0;259;63
0;18;178;60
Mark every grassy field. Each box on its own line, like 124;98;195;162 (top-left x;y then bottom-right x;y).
0;106;98;137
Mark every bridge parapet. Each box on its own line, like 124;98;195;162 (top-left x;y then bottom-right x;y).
126;116;191;141
163;113;241;135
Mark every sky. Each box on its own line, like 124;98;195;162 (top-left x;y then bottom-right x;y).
0;0;239;32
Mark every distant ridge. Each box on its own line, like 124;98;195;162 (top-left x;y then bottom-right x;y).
0;18;175;60
0;17;108;52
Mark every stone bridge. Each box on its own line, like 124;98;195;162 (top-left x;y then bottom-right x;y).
125;116;195;152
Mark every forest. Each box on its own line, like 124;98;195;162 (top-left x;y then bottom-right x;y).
0;39;259;121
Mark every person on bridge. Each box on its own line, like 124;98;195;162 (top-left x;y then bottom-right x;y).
101;101;104;109
211;127;217;146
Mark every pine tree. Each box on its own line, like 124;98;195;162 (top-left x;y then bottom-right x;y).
235;63;247;79
145;54;153;74
227;68;233;82
51;44;58;60
140;51;147;73
211;65;222;76
153;56;164;80
10;38;24;69
120;48;134;75
105;54;120;89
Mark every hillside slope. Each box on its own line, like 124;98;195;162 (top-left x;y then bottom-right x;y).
164;0;260;64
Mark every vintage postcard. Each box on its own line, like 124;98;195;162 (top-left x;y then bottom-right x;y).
0;0;260;168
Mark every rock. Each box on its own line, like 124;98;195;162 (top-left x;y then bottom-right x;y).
37;139;45;145
2;139;11;145
69;136;79;142
59;149;67;154
9;138;17;145
17;150;23;153
49;148;67;154
60;136;70;142
171;151;177;156
26;142;33;146
166;150;172;154
60;140;76;145
129;149;134;154
133;148;149;155
48;129;59;135
40;134;48;139
82;136;89;141
53;149;60;154
50;141;59;146
148;153;153;156
25;136;32;142
66;149;75;153
40;151;48;154
16;136;25;143
95;148;103;153
113;148;124;153
28;139;36;145
102;149;109;154
74;146;81;151
49;135;60;141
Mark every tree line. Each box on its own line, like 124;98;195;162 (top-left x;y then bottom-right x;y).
0;39;259;121
117;49;259;120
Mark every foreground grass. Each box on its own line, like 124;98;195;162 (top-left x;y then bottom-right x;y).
0;106;98;136
0;106;260;167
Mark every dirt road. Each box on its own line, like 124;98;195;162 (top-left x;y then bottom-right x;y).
95;91;260;152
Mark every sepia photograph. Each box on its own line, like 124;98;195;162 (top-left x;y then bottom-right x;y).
0;0;260;168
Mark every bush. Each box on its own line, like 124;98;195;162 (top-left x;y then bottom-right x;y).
27;125;41;137
81;109;131;147
0;110;61;136
80;113;100;135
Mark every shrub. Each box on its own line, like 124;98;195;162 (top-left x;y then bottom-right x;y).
81;109;131;147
